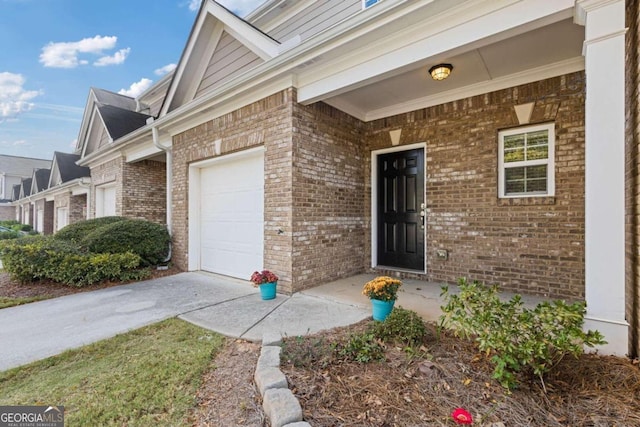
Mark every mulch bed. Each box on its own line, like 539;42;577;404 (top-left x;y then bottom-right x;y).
280;320;640;427
0;265;181;300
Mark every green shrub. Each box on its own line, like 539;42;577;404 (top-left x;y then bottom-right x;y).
0;220;19;227
372;307;427;347
0;236;146;287
54;216;126;244
81;219;170;266
337;331;385;363
11;224;32;232
0;230;20;240
439;278;606;390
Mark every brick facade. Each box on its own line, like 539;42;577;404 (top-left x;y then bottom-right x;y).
0;205;14;221
291;100;366;290
90;156;166;224
53;193;87;231
625;0;640;357
172;74;587;298
366;72;586;300
172;90;295;290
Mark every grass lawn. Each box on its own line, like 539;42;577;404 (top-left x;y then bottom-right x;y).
0;318;225;426
0;296;48;309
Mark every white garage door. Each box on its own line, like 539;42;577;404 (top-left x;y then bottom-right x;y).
199;151;264;279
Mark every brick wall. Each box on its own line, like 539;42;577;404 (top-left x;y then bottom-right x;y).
625;0;639;357
90;156;166;224
291;99;366;290
70;194;87;224
90;157;124;218
0;205;14;221
172;90;295;289
121;159;166;225
366;72;586;300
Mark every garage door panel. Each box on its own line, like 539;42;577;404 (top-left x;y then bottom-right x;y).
199;151;264;279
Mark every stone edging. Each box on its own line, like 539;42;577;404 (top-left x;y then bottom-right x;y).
255;332;310;427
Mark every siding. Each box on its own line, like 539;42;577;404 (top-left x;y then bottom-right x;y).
269;0;361;43
195;31;263;99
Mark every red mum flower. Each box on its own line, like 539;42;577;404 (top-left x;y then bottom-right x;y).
451;408;473;425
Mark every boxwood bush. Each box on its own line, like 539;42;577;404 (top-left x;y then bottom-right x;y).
0;235;147;287
54;216;125;244
81;219;170;266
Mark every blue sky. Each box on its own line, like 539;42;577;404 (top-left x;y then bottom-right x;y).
0;0;265;160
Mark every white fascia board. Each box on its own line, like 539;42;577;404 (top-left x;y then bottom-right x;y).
76;90;99;155
362;57;585;122
248;0;316;33
297;0;576;104
160;5;211;118
205;1;280;60
161;74;295;136
124;143;163;163
77;125;152;167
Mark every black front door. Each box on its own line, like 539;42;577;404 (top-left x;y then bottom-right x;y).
377;148;425;270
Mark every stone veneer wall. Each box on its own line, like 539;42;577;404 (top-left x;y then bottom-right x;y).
171;90;295;290
625;0;639;357
291;99;366;290
365;72;586;300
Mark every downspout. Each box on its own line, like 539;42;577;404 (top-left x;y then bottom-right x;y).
152;124;173;264
151;125;172;233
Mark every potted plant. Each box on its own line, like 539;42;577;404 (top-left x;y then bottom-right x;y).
250;270;279;300
362;276;402;321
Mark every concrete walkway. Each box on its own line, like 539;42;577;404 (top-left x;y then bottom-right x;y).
0;271;546;372
0;272;370;371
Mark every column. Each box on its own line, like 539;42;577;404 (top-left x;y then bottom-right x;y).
575;0;628;355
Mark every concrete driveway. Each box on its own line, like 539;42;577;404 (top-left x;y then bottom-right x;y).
0;272;370;371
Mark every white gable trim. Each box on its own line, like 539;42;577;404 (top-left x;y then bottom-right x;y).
161;0;280;117
205;1;279;60
47;154;61;188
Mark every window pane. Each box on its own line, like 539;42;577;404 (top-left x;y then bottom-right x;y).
505;167;525;194
527;164;547;179
526;145;548;160
527;178;547;193
527;130;548;146
504;134;524;150
504;148;525;163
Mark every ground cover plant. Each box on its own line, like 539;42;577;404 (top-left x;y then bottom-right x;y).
0;318;225;426
281;309;640;426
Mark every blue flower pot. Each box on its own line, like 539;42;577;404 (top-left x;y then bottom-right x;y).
260;282;277;300
371;298;395;321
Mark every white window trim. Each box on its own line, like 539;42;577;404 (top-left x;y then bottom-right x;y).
498;122;555;198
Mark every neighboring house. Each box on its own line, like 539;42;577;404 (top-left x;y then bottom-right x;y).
47;152;90;232
17;178;33;226
40;0;640;357
0;155;51;220
75;85;169;224
29;168;52;234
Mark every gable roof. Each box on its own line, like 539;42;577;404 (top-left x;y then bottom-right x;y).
75;87;143;155
0;155;51;178
19;178;32;198
11;184;20;201
98;105;152;141
160;0;280;115
49;152;90;187
31;168;51;194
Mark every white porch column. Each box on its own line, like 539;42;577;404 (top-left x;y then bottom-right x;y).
575;0;628;355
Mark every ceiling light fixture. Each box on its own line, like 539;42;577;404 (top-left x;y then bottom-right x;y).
428;63;453;81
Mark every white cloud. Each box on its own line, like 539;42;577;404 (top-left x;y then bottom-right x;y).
118;78;153;98
13;139;26;146
94;48;131;66
70;138;77;148
154;63;177;76
186;0;264;16
40;35;130;68
0;72;41;121
187;0;199;11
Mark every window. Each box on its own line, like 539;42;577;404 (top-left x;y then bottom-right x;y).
498;123;555;198
363;0;382;8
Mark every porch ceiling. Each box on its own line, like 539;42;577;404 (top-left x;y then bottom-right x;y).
323;18;584;121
